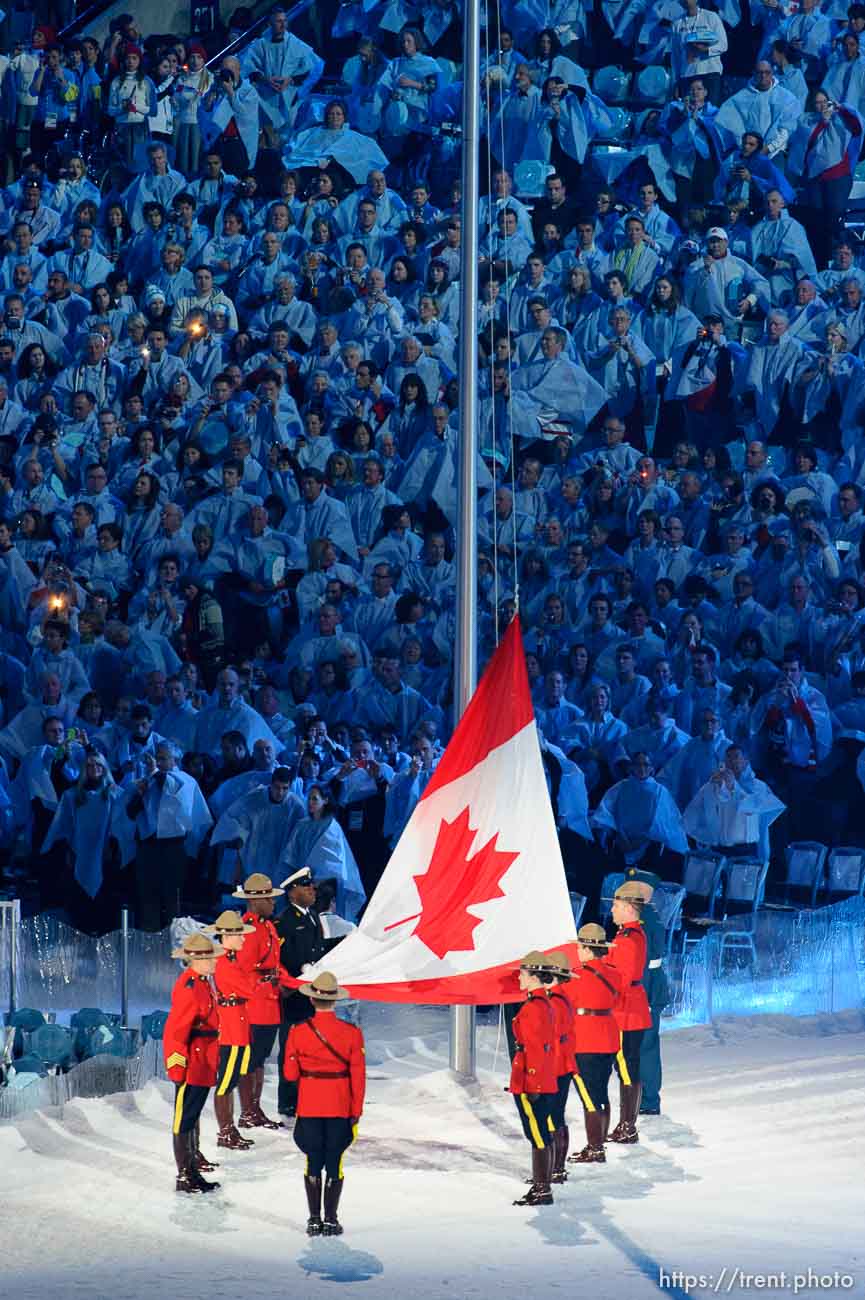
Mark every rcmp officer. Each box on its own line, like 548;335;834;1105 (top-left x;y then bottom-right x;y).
606;882;652;1144
233;872;293;1129
163;932;222;1194
283;970;366;1237
566;923;624;1164
624;867;669;1115
275;866;339;1118
544;951;577;1181
508;950;558;1208
205;909;257;1151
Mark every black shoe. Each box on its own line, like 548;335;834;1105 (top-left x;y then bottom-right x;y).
194;1151;220;1172
176;1169;220;1194
639;1105;661;1115
322;1219;344;1236
307;1216;323;1236
512;1185;554;1207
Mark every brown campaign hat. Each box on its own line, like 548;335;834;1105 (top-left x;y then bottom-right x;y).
519;949;551;972
204;909;254;937
232;872;284;899
577;923;610;947
627;880;654;902
546;949;572;977
298;970;350;1001
614;882;647;905
171;932;223;961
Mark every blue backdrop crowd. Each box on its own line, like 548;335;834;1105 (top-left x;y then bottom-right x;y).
0;0;863;935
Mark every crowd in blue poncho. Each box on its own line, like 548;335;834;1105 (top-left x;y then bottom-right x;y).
0;0;865;934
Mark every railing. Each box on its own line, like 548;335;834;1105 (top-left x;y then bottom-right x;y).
205;0;315;69
0;900;20;1014
56;0;313;61
58;0;117;41
0;904;169;1022
662;894;865;1027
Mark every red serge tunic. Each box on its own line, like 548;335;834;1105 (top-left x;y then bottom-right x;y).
212;950;256;1046
607;922;652;1031
549;988;576;1076
565;960;624;1053
163;971;219;1085
237;912;293;1026
508;989;557;1095
283;1013;366;1119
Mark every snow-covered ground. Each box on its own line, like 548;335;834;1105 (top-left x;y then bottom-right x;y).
2;1007;864;1300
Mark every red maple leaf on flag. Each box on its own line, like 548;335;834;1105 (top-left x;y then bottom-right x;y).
383;806;519;959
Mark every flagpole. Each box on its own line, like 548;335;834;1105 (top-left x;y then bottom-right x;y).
450;0;481;1081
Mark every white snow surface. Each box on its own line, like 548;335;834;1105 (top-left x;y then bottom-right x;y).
2;1006;864;1300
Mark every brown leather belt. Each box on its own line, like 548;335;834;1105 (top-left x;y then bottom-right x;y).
299;1069;349;1078
190;1027;218;1038
574;1008;612;1017
631;980;643;987
217;996;247;1006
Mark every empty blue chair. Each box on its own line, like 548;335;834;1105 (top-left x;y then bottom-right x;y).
681;851;726;955
80;1023;135;1060
717;859;769;972
294;93;331;130
599;871;626;920
70;1008;114;1060
6;1008;46;1056
436;57;458;87
783;842;827;908
825;847;865;898
594;107;632;141
11;1053;47;1078
636;66;671;104
569;891;586;929
71;1007;113;1029
594;66;631;103
30;1024;76;1071
651;882;687;957
513;160;553;198
140;1011;169;1042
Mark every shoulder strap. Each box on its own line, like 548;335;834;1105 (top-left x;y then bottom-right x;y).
305;1018;351;1068
549;989;573;1020
584;965;618;998
255;922;275;967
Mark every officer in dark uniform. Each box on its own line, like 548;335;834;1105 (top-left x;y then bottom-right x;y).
625;867;670;1115
275;866;340;1117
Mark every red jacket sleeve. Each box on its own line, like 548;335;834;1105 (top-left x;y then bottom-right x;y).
283;1023;300;1082
216;955;258;1000
349;1027;366;1119
608;926;645;985
163;977;198;1082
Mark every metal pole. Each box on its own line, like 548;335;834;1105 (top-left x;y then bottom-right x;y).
9;897;20;1016
120;906;130;1029
449;0;481;1081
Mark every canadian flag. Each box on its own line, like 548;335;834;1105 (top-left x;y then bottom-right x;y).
306;617;578;1003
